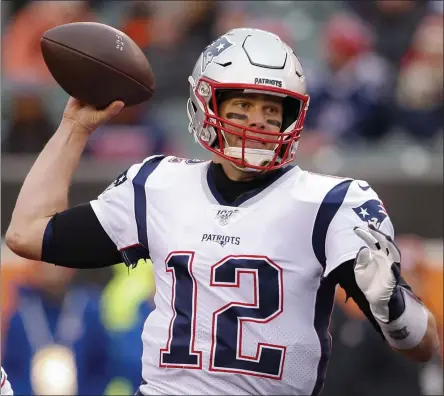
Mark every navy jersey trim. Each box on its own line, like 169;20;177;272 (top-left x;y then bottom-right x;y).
206;163;295;207
311;276;336;396
310;179;353;396
235;165;295;206
312;179;353;270
132;156;165;249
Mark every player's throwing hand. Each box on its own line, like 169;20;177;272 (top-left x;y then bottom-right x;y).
62;97;125;135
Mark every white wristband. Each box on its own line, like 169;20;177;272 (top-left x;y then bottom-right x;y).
377;288;428;350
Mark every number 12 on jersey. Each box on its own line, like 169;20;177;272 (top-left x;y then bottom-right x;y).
159;251;286;379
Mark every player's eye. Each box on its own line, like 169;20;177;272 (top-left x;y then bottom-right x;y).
235;101;251;110
265;106;280;115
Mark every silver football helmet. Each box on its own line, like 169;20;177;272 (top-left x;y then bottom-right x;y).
187;28;310;171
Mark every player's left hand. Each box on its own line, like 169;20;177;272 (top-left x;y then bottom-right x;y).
353;224;403;324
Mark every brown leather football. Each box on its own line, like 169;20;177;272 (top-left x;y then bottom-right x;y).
41;22;155;109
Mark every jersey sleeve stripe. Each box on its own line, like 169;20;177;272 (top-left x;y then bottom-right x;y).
312;179;353;270
311;276;337;396
132;156;164;249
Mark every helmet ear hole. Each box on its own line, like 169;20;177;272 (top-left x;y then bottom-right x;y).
282;97;302;132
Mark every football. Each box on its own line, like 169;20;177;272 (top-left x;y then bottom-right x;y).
41;22;156;109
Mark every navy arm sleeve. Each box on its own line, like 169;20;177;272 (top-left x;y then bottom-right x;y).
41;203;123;268
329;259;414;339
329;259;384;337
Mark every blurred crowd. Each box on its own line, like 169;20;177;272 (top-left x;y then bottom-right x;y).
1;249;156;395
1;1;443;395
1;0;443;158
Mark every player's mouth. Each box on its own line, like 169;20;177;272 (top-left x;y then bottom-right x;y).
232;136;272;150
244;140;269;150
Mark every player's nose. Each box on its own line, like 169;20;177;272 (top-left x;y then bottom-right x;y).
247;108;267;131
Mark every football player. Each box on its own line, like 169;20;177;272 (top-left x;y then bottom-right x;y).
6;28;439;395
1;366;14;395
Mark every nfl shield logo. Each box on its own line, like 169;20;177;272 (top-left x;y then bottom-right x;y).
201;36;234;72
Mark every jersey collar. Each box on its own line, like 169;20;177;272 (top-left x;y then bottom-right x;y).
205;161;295;207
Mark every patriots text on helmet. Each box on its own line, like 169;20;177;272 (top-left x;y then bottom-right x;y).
254;78;283;88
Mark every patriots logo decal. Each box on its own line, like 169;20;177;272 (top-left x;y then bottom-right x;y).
201;36;234;72
353;199;388;228
102;169;128;194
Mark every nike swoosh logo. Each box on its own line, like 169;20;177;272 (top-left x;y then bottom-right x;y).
358;183;371;191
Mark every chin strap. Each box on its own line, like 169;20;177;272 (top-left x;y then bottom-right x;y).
223;146;278;171
220;127;281;170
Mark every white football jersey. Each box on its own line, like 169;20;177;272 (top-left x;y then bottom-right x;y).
91;155;394;396
1;366;14;395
